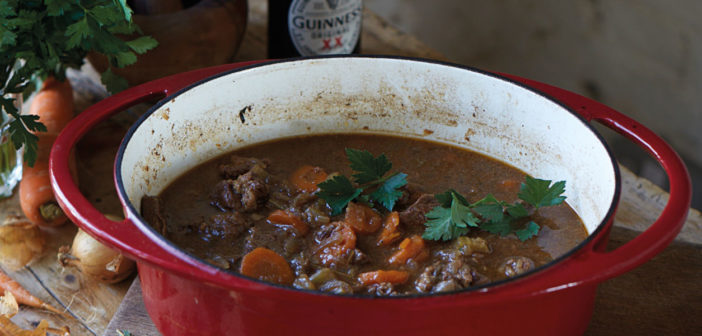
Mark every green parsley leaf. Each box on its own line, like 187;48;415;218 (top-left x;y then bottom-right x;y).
45;0;72;17
8;116;43;166
422;191;478;241
346;148;392;184
423;206;470;241
316;175;362;216
471;194;507;223
518;176;566;208
115;0;133;22
369;172;407;211
116;330;133;336
100;68;129;94
113;50;138;68
126;36;158;54
515;221;540;241
479;216;513;236
0;2;15;18
65;17;90;48
317;148;407;214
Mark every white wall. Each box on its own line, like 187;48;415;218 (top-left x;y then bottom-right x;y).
366;0;702;172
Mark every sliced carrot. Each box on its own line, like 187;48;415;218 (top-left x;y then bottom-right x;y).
344;202;382;234
0;269;69;318
377;211;401;246
388;235;429;266
358;270;409;286
289;165;328;192
499;178;522;193
239;247;295;285
267;209;309;236
314;222;357;267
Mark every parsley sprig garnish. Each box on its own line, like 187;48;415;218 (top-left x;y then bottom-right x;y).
317;148;407;215
1;0;158;166
423;176;566;242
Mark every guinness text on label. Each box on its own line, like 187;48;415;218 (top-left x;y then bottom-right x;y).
287;0;363;56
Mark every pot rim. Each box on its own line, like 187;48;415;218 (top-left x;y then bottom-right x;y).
115;55;622;299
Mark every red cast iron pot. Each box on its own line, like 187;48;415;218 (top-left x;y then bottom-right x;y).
50;57;691;336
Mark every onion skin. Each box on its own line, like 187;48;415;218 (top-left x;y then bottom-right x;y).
0;220;46;271
58;229;135;284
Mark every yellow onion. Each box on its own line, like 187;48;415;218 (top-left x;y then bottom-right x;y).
58;227;135;284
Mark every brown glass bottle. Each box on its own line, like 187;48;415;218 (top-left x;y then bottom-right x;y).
268;0;362;58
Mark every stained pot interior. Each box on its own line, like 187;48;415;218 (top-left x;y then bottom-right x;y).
119;57;616;236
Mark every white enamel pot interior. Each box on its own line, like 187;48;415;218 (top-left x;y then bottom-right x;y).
119;57;617;244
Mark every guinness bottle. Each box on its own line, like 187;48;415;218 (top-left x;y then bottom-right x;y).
268;0;363;58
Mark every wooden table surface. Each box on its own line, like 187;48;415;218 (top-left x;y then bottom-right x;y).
1;1;700;335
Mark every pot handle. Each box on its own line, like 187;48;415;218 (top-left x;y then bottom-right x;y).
50;61;267;274
500;73;692;287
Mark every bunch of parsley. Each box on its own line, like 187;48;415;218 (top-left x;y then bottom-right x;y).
423;176;566;242
0;0;157;166
316;148;567;242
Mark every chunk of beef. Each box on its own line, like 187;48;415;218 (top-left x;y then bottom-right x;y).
292;191;318;208
233;169;269;211
319;280;353;294
218;156;268;179
292;274;315;290
290;251;312;276
395;183;424;209
499;256;535;277
365;282;398;296
414;250;477;293
210;180;241;211
141;196;167;237
399;194;440;228
199;212;252;240
210;164;270;212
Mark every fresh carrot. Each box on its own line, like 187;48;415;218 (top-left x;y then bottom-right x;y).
19;77;74;227
344;202;382;234
239;247;295;285
358;270;410;286
289;165;327;192
28;77;74;135
388;235;429;266
377;211;401;246
314;222;357;267
19;134;67;227
267;209;309;236
0;269;69;318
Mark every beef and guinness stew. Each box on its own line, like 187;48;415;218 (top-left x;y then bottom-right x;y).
141;134;587;295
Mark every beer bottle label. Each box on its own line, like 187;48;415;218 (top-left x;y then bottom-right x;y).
288;0;363;56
